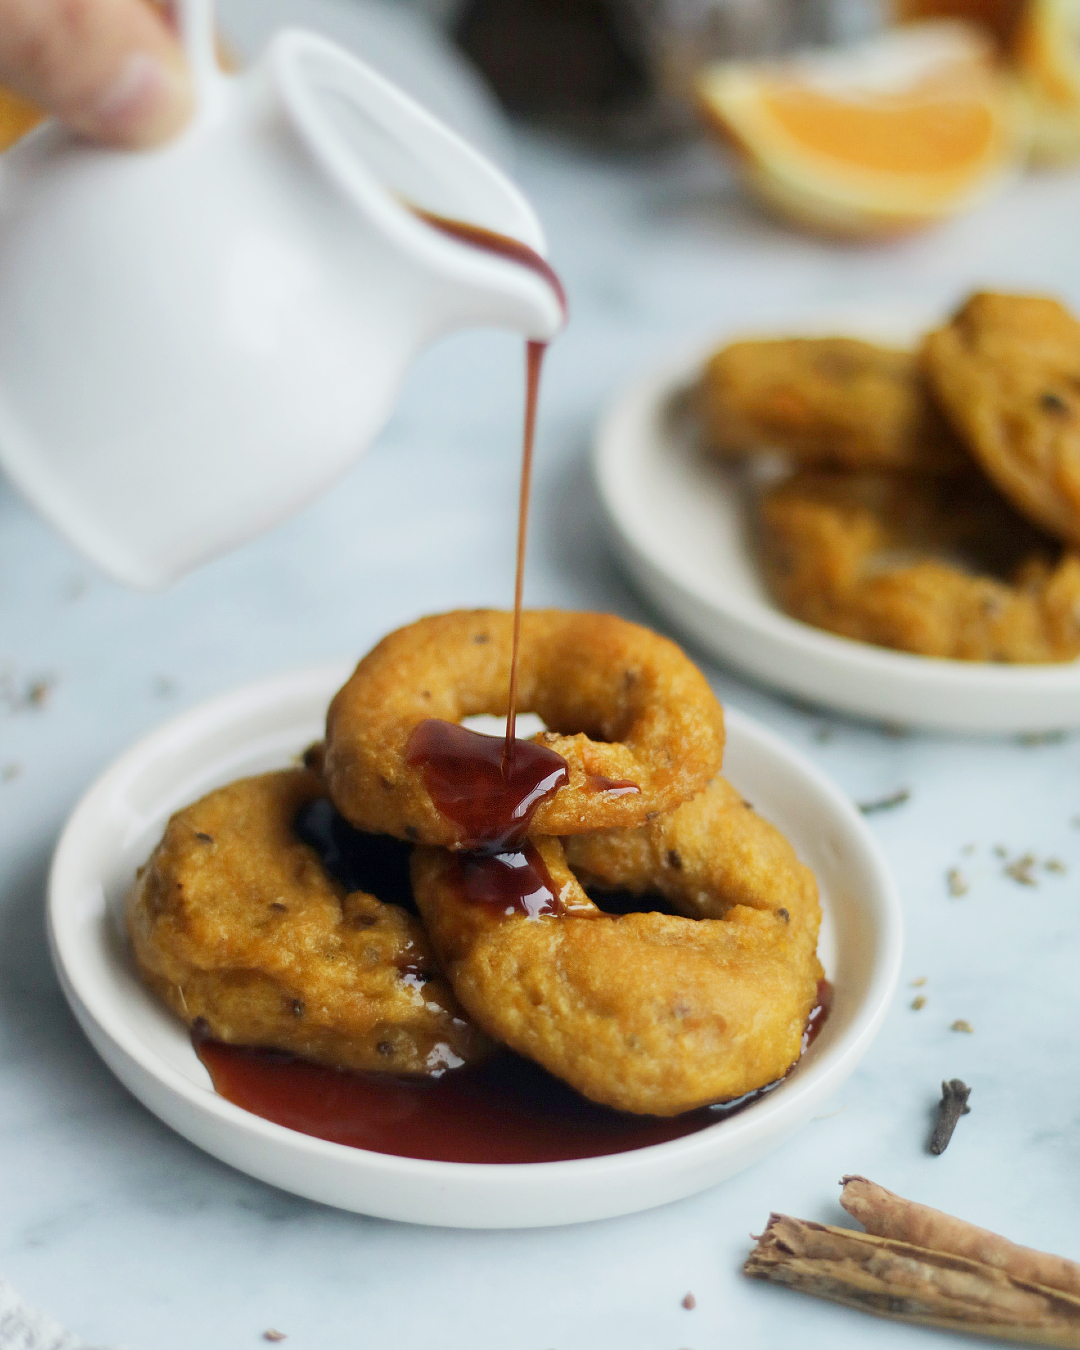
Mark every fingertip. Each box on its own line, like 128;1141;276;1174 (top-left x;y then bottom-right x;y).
69;48;194;149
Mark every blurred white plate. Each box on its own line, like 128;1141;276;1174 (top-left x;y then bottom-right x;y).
47;664;901;1227
593;303;1080;734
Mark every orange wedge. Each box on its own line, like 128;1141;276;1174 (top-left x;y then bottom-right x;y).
0;86;44;153
1014;0;1080;162
892;0;1080;164
697;22;1019;237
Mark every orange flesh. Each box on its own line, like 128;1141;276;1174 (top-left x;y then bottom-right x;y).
761;85;999;174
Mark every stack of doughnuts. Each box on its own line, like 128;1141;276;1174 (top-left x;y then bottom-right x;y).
698;292;1080;663
128;610;823;1118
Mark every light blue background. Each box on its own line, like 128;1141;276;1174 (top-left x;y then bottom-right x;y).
3;17;1080;1347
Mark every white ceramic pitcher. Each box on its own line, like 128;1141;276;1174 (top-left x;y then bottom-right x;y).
0;0;564;588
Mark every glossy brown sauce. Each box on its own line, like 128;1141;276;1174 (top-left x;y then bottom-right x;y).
194;979;832;1163
404;720;568;849
413;208;567;317
405;718;569;915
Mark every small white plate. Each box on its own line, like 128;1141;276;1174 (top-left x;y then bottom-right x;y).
594;303;1080;734
47;664;901;1228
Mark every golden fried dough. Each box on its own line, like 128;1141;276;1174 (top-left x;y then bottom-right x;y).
698;336;968;473
922;291;1080;546
126;769;489;1075
564;775;818;922
411;835;822;1116
758;469;1080;661
325;610;725;846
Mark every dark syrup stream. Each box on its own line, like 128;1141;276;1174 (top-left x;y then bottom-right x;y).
194;216;831;1160
405;210;572;915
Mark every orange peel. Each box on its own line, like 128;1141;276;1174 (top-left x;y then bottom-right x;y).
697;22;1018;237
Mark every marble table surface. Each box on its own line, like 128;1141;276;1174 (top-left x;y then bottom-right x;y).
4;57;1080;1350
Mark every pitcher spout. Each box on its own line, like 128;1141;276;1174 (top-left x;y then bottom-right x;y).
271;30;566;344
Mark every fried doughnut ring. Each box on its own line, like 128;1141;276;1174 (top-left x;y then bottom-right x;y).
411;834;822;1116
564;776;817;922
758;469;1080;662
697;337;969;473
324;610;725;847
922;292;1080;546
126;769;490;1076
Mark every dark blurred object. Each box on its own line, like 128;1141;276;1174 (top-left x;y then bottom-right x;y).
452;0;817;141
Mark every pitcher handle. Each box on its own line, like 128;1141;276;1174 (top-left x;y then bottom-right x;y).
173;0;219;110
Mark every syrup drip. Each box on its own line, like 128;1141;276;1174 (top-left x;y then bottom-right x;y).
406;210;574;915
412;205;566;769
192;979;833;1164
404;720;567;850
405;719;569;916
412;208;567;316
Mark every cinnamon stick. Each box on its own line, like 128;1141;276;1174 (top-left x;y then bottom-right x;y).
745;1214;1080;1347
841;1176;1080;1299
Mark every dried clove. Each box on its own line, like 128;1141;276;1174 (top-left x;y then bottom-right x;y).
930;1078;971;1155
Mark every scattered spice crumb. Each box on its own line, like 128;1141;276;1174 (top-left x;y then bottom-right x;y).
961;842;976;856
911;996;927;1010
951;1019;974;1033
26;679;51;707
910;976;927;987
881;722;910;739
1;671;56;713
153;675;178;698
682;1292;697;1310
929;1078;971;1155
1003;853;1037;887
1045;858;1067;875
263;1332;287;1343
945;868;968;897
2;763;21;782
1072;816;1080;830
813;725;833;744
857;788;911;815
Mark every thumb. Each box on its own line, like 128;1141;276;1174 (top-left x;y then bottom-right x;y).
0;0;193;149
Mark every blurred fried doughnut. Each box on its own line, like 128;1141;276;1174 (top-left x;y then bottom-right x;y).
564;776;817;922
126;769;489;1076
922;292;1080;546
411;834;822;1116
758;469;1080;661
325;610;725;847
697;336;968;473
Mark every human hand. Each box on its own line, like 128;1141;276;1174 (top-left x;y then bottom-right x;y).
0;0;193;149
